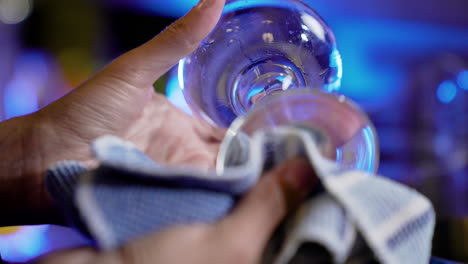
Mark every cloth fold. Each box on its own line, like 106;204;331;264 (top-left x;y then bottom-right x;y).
47;127;435;264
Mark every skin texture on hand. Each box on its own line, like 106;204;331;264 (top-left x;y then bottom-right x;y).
35;0;226;169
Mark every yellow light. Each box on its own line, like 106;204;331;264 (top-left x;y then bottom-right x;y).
57;48;94;87
0;226;22;235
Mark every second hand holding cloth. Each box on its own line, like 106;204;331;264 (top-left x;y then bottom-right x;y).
47;126;435;264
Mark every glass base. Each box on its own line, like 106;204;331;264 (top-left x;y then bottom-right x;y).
231;56;306;115
217;89;379;174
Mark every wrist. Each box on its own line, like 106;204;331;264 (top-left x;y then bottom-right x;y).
0;114;65;226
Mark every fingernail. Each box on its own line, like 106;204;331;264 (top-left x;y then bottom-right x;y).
197;0;214;10
282;158;317;195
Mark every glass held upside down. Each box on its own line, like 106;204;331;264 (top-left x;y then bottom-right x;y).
179;0;379;173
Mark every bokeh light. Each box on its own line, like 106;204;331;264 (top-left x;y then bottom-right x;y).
3;51;49;119
437;80;458;104
0;226;49;262
0;0;32;24
457;70;468;90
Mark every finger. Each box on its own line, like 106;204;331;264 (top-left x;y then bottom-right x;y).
218;158;317;252
102;0;225;89
34;247;99;264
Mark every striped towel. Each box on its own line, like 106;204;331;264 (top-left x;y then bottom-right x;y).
47;127;435;264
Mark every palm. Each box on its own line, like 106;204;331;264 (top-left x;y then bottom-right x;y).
122;93;223;169
40;81;222;170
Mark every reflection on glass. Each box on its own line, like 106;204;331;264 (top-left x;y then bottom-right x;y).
179;0;377;173
216;90;379;173
180;0;342;127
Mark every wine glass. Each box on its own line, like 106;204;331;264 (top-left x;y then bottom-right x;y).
179;0;342;127
215;89;379;174
179;0;379;173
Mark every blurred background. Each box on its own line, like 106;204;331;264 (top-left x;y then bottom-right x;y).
0;0;466;262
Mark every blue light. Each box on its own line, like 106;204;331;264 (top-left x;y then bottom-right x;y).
17;231;46;257
331;19;468;110
167;68;192;115
0;226;49;262
362;126;376;173
324;48;342;92
224;0;298;13
3;51;49;119
178;58;186;91
345;126;376;173
246;86;266;101
335;148;343;161
4;78;39;119
437;80;458;104
140;0;197;17
457;70;468;90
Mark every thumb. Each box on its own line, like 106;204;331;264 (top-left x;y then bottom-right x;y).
218;158;317;259
39;0;225;141
99;0;226;89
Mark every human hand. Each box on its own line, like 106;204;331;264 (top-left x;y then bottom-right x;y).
0;0;226;226
37;0;226;168
35;158;316;264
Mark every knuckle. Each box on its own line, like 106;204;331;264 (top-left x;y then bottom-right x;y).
164;20;201;49
104;50;159;87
